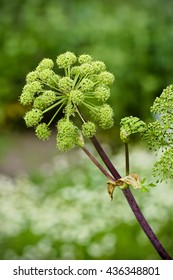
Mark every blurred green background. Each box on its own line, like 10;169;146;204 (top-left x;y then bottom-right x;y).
0;0;173;259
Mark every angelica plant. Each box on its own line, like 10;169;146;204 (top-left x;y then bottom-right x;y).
20;51;172;260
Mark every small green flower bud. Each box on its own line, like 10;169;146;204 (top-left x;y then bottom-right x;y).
91;61;106;73
20;91;34;106
56;51;77;68
78;54;92;64
64;103;76;116
44;90;57;103
79;63;94;76
94;85;110;101
79;78;94;92
56;119;79;151
98;71;115;85
34;90;56;110
20;82;42;105
82;122;96;138
38;69;60;85
36;58;54;71
38;69;60;88
23;81;42;94
70;90;84;105
26;71;39;83
70;66;81;76
98;104;114;129
33;96;46;110
58;77;73;92
38;69;53;83
24;109;43;127
35;123;51;140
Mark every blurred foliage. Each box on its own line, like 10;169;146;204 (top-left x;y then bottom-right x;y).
0;0;173;130
0;146;172;259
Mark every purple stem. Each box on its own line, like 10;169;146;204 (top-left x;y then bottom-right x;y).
82;146;114;181
90;136;172;260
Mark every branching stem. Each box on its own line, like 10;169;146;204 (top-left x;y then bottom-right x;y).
89;135;172;260
82;146;114;182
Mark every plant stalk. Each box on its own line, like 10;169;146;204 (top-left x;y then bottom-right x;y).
90;136;172;260
81;146;114;181
125;143;130;175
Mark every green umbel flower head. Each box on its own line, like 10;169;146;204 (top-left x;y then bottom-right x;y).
144;84;173;181
20;51;115;151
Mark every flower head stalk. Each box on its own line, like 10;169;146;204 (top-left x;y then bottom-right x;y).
20;51;115;151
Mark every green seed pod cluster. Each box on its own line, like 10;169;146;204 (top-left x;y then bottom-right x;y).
20;51;115;151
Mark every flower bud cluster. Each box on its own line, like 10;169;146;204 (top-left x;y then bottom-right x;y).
153;148;173;181
56;52;77;68
120;116;147;143
20;81;42;105
148;85;173;150
142;84;173;182
36;58;54;71
56;119;80;151
24;109;43;127
79;78;94;92
94;86;110;101
91;61;106;73
78;54;92;64
82;122;96;138
151;84;173;115
58;77;73;92
98;71;115;85
26;71;39;83
20;51;115;151
34;91;57;110
35;123;51;140
70;90;84;105
98;104;114;129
